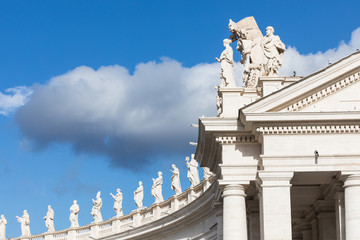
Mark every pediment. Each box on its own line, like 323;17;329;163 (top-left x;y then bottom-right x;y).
287;76;360;112
241;52;360;114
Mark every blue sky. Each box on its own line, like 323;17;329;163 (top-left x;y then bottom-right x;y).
0;0;360;238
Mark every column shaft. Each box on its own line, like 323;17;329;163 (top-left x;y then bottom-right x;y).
334;192;345;240
223;184;248;240
343;174;360;240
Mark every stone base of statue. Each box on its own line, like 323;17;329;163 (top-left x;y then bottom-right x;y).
259;76;302;96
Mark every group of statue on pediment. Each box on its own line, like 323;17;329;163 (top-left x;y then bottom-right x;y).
216;16;286;88
0;154;214;239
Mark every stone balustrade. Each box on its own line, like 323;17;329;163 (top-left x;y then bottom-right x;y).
10;177;215;240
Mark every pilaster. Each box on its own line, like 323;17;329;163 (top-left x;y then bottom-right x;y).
44;233;54;240
67;229;76;239
132;209;141;227
90;224;99;239
111;217;121;233
313;200;336;240
257;171;293;240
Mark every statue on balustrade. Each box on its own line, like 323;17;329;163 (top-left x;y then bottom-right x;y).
216;92;222;117
134;181;144;209
261;26;286;76
203;167;215;181
44;205;55;232
171;164;182;195
91;191;103;223
151;171;164;204
216;39;236;88
69;200;80;227
110;188;123;217
0;215;7;240
16;210;31;237
186;154;200;187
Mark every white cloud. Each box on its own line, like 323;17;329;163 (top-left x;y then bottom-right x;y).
0;86;32;116
14;59;220;169
281;27;360;76
13;27;360;170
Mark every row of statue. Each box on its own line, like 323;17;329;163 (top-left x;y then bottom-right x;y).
216;17;286;89
0;154;214;238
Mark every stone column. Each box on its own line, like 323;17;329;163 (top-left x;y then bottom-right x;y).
213;201;223;240
334;192;345;240
311;218;318;240
247;200;260;240
302;227;312;240
257;172;293;240
222;184;248;240
343;174;360;240
313;200;336;240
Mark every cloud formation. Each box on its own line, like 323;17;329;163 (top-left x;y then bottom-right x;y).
281;27;360;76
15;58;220;170
13;27;360;170
0;86;32;116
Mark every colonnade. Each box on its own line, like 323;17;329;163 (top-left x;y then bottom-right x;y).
221;173;360;240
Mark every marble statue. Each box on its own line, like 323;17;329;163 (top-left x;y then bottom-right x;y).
216;39;236;87
203;167;215;180
91;191;103;223
228;17;264;87
151;171;164;204
227;17;286;87
216;92;222;117
134;181;144;209
69;200;80;228
16;210;31;237
237;29;254;87
186;154;200;187
261;26;286;76
0;215;7;240
44;205;55;232
171;164;182;195
110;188;123;216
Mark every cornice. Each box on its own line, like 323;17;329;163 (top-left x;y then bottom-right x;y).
215;135;256;144
256;124;360;135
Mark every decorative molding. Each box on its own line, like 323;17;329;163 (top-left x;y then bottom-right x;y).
215;135;256;144
286;71;360;112
256;125;360;135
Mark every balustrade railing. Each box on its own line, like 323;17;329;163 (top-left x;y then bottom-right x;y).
10;177;215;240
